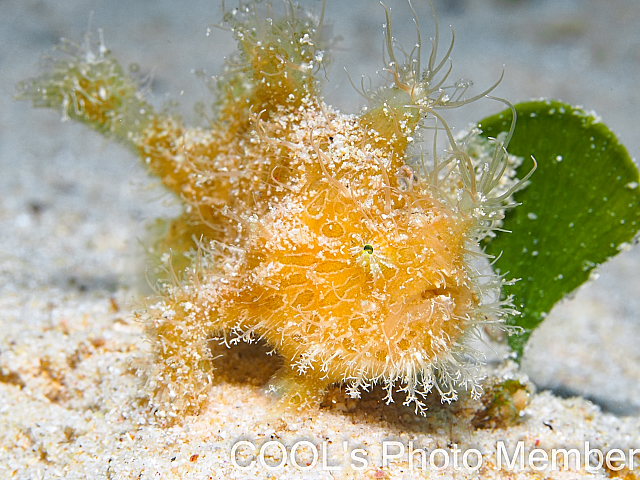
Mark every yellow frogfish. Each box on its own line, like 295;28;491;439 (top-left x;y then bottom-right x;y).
18;1;533;417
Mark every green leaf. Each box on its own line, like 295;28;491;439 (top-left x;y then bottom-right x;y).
479;100;640;357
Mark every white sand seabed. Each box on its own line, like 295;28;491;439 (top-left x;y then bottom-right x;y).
1;0;640;478
1;285;640;479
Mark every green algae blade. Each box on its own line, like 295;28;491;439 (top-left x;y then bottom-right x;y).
479;100;640;357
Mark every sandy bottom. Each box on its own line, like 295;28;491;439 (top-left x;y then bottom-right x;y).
1;285;639;479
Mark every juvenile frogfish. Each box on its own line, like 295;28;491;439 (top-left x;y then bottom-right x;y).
18;1;533;417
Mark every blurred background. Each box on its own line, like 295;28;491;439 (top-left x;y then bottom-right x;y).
1;0;639;414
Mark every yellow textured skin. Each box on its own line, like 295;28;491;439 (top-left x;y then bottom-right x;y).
19;2;530;418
